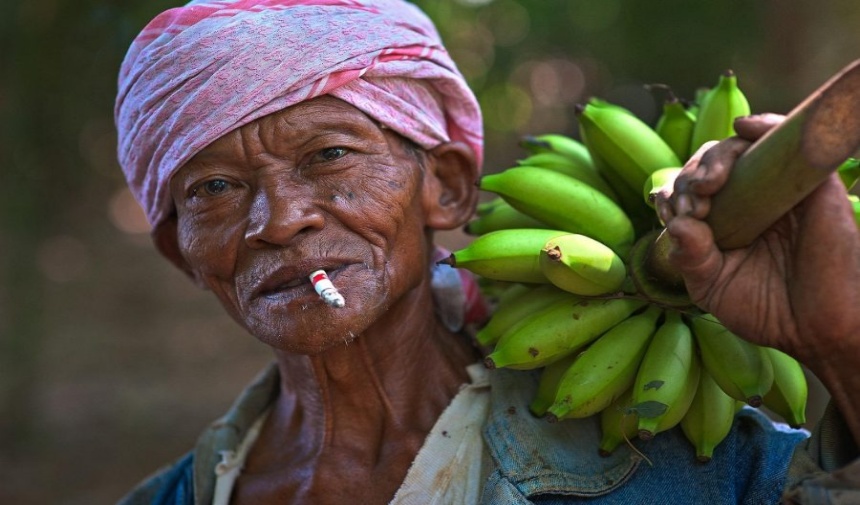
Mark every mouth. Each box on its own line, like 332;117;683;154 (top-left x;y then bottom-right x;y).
261;277;306;297
254;263;348;301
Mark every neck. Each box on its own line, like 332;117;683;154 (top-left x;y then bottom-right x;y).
266;277;478;465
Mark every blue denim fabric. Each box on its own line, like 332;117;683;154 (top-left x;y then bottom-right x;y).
117;365;818;504
118;452;195;505
481;368;809;504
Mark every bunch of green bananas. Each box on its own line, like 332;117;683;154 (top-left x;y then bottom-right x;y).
443;70;815;463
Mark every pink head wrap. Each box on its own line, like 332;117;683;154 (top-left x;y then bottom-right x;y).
115;0;484;227
115;0;488;330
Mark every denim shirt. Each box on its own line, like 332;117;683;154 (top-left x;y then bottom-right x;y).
481;368;806;504
116;363;856;505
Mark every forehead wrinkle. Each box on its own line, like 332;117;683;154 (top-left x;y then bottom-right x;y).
271;98;385;141
236;120;278;166
197;98;392;170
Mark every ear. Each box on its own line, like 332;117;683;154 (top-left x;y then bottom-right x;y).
151;216;208;289
422;141;480;230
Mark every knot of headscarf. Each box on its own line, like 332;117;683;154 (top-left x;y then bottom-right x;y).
115;0;483;228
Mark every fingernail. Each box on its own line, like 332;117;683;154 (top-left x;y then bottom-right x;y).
676;194;692;216
657;203;672;226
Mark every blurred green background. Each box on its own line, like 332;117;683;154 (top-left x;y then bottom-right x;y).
1;0;856;502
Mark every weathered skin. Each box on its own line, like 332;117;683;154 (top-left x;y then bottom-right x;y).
152;95;481;504
656;114;860;445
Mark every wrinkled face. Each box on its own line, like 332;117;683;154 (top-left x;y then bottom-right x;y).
168;96;435;353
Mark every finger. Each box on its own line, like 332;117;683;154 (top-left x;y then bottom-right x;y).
668;141;718;218
654;188;676;226
664;215;723;298
733;113;785;141
686;136;752;198
670;138;751;220
674;141;719;193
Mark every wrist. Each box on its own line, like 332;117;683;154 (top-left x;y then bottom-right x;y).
801;337;860;445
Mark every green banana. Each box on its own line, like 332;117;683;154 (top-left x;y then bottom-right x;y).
686;86;712;119
485;296;647;370
517;155;620;202
838;157;860;190
476;197;505;217
530;352;581;418
539;234;627;296
642;167;683;211
680;366;738;463
655;97;696;162
519;133;593;171
476;284;577;347
632;311;699;440
476;277;520;304
598;387;639;456
850;195;860;228
439;228;569;284
493;281;534;308
479;166;635;256
547;305;662;420
465;198;551;235
587;97;636;115
647;353;701;440
761;347;808;428
584;140;659;236
576;100;681;199
626;230;694;309
689;70;751;155
691;314;774;407
518;152;586;172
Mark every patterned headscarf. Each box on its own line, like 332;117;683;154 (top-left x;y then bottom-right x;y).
115;0;483;227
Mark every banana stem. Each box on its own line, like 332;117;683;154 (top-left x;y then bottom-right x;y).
647;58;860;287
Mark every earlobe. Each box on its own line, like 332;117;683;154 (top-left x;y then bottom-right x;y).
151;216;208;289
422;141;480;230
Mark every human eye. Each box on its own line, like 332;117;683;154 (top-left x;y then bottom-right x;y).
312;146;350;163
190;178;234;198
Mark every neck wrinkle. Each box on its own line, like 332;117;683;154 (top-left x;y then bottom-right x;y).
270;275;474;454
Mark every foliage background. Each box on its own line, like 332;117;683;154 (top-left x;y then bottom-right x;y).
1;0;856;502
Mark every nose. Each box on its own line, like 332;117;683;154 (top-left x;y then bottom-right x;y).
244;179;325;248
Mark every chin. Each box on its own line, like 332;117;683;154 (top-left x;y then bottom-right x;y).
278;331;363;355
243;302;378;354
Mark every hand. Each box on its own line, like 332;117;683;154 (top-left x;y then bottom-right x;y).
655;114;860;367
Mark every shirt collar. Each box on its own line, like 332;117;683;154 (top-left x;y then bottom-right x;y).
482;367;642;497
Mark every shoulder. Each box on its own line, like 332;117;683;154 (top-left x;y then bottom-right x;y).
616;408;807;504
116;364;281;505
116;451;195;505
481;368;808;504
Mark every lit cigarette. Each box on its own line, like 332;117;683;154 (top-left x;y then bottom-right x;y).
309;269;345;308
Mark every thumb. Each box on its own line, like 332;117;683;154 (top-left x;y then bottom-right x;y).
664;214;724;302
733;113;785;141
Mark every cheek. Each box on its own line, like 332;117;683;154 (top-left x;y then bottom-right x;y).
177;213;245;289
366;178;429;276
330;169;421;239
324;169;429;296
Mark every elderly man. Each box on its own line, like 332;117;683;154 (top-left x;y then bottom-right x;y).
115;1;860;503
